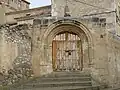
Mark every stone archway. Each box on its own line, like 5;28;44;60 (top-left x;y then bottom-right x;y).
42;19;93;72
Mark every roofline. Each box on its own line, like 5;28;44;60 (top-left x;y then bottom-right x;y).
6;5;51;15
22;0;30;4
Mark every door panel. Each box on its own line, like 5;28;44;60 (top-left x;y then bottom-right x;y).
52;41;57;71
52;32;83;71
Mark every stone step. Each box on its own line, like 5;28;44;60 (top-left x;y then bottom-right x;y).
46;73;91;78
9;71;100;90
31;77;91;83
21;81;92;88
11;86;100;90
51;71;90;75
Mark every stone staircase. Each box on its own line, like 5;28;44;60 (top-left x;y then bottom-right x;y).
11;71;101;90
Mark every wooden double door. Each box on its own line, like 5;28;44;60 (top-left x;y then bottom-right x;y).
52;32;83;71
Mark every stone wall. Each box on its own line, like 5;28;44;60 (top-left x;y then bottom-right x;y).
0;5;6;25
5;5;51;25
0;24;33;85
107;32;120;87
52;0;115;17
0;0;30;11
0;0;120;87
0;14;120;87
31;11;120;87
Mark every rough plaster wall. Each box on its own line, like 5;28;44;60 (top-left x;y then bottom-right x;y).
78;13;118;86
0;0;120;87
107;34;120;86
4;6;16;13
86;14;119;86
91;31;110;85
114;0;120;36
0;28;18;72
32;25;53;77
0;41;18;71
115;0;120;16
6;6;51;24
52;0;115;17
0;5;6;25
87;12;120;87
31;11;120;87
115;0;120;36
116;23;120;35
5;24;32;71
89;31;120;87
81;20;111;85
0;24;33;85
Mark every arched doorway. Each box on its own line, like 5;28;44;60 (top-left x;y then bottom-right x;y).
34;19;94;75
52;32;83;71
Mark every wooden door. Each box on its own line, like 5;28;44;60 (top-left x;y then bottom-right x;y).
52;32;83;71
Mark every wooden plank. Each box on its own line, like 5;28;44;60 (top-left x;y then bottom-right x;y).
52;41;57;71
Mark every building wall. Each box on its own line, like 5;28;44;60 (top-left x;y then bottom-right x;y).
0;4;15;13
0;26;18;72
107;35;120;86
31;10;120;87
0;0;120;87
0;0;30;25
52;0;115;17
115;0;120;36
0;10;120;87
0;0;30;12
5;5;51;24
0;24;32;83
0;5;6;24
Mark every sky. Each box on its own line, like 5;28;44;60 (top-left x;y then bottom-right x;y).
29;0;51;8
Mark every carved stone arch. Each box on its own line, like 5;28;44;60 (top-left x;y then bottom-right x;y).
42;19;94;68
44;19;92;44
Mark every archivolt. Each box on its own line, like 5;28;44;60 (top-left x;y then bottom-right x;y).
42;19;94;65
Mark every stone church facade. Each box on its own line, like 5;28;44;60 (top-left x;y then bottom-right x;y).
0;0;120;88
